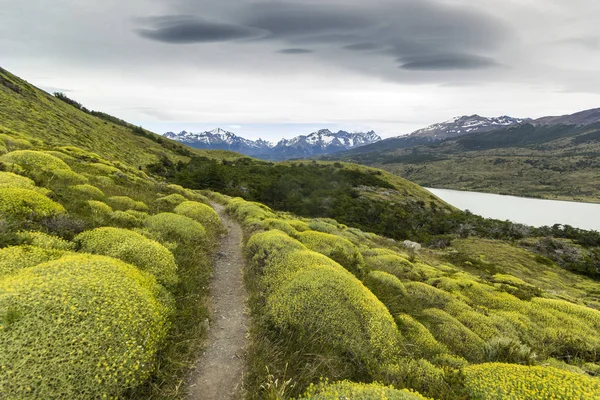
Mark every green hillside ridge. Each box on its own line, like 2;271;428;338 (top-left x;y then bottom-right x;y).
328;122;600;203
2;66;600;399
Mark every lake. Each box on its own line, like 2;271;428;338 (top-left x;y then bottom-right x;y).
426;188;600;231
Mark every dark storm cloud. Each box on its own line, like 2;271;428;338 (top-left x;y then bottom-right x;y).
135;16;267;43
399;54;500;71
277;48;314;54
136;0;511;73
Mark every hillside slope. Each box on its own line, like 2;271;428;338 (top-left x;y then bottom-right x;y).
331;115;600;202
0;67;240;166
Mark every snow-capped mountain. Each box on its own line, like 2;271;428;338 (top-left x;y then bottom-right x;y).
162;128;381;160
162;128;274;156
407;115;527;140
270;129;381;160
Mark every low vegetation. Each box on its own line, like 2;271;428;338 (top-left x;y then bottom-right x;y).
224;196;600;399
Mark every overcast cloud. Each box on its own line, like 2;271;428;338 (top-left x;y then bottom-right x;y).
1;0;600;140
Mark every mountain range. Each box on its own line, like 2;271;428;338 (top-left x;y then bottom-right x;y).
330;107;600;202
163;128;381;160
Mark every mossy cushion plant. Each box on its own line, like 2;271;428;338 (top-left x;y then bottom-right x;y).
364;271;408;316
0;188;66;221
0;254;172;399
16;231;76;250
0;245;68;277
154;193;188;212
301;380;430;400
75;227;178;287
463;363;600;400
174;201;222;234
266;262;402;373
106;196;149;212
297;230;367;277
145;213;207;245
0;171;50;194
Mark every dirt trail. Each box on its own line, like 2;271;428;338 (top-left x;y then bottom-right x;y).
185;203;248;400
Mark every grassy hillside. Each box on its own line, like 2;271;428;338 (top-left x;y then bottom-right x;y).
330;123;600;203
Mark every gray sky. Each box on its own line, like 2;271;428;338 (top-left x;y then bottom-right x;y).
2;0;600;140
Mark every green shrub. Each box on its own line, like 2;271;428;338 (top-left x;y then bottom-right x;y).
288;219;309;232
174;201;222;234
226;197;275;224
375;360;449;399
0;171;49;194
245;229;305;277
484;337;537;364
256;218;298;236
110;210;144;228
48;168;88;185
364;271;408;316
307;220;338;234
86;200;112;224
0;245;67;277
69;184;105;200
430;353;469;370
394;313;448;359
0;254;172;399
403;282;456;312
75;227;178;287
145;213;207;245
298;230;366;277
107;196;149;212
364;254;420;281
165;185;210;203
266;262;401;374
463;363;600;399
16;231;75;250
87;162;121;176
301;380;428;400
418;308;487;363
0;135;32;151
154;193;188;211
0;150;70;173
0;188;66;221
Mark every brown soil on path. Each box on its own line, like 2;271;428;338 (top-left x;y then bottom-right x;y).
185;203;248;400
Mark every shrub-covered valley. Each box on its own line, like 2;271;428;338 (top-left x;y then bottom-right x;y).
3;66;600;399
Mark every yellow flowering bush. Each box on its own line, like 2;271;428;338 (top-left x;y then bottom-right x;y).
364;271;408;316
174;201;222;234
16;231;75;250
0;254;172;399
226;197;275;224
307;220;339;234
375;360;448;399
145;213;207;245
364;253;420;281
166;184;210;203
266;262;402;372
0;188;66;220
417;308;486;363
75;227;178;287
48;168;89;185
394;313;448;359
86;200;112;223
245;229;305;276
301;380;429;400
298;230;366;277
110;210;144;228
0;171;49;194
69;184;105;200
87;162;121;176
463;363;600;399
107;196;149;212
154;193;188;211
255;217;298;236
0;149;71;173
0;245;67;277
